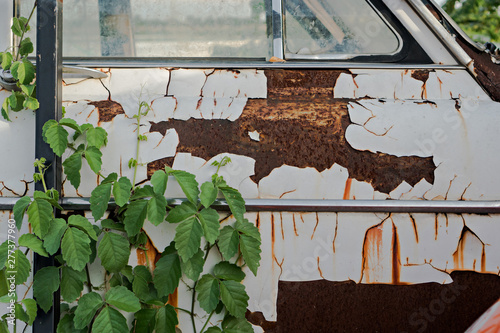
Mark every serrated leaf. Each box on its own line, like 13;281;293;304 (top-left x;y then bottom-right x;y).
84;146;102;174
217;226;239;260
222;316;253;333
21;298;37;325
132;266;152;301
1;52;12;70
68;215;97;241
130;185;155;200
15;303;29;323
195;274;220;313
1;101;11;121
92;306;128;333
33;190;63;211
43;218;67;255
18;233;48;257
235;219;261;241
33;266;60;313
134;309;156;333
155;304;178;333
57;313;86;333
165;200;197;224
63;151;83;189
23;96;39;110
0;241;8;270
151;170;168;196
61;227;91;271
204;327;223;333
61;266;86;303
11;17;28;37
153;253;181;297
220;280;248;318
105;286;141;312
43;121;68;157
213;262;245;282
112;177;132;207
74;292;104;329
168;169;199;204
219;187;246;222
86;126;108;148
16;59;35;85
200;181;218;208
27;198;53;238
123;199;148;237
102;172;118;184
180;248;204;281
101;219;125;232
59;118;81;132
19;38;34;57
20;84;35;97
11;250;30;285
174;217;203;262
13;196;31;230
90;182;112;221
98;232;130;273
239;234;262;276
198;208;220;245
148;193;167;226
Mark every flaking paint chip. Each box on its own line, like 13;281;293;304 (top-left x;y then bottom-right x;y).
248;130;261;142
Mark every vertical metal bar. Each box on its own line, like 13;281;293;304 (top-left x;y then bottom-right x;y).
34;0;62;332
272;0;284;59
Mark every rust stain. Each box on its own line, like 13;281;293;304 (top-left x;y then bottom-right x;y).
168;289;178;309
311;212;319;240
292;213;298;236
481;245;486;272
343;178;352;200
435;214;439;240
409;213;419;243
89;99;125;123
271;213;276;268
148;70;435;194
392;221;400;285
411;70;431;100
361;223;384;283
256;212;260;230
317;257;325;279
279;212;284;240
332;213;338;253
245;310;277;332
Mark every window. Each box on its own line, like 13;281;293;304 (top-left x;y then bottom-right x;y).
18;0;421;62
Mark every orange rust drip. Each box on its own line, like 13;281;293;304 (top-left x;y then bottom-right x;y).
343;178;352;200
271;213;276;266
392;222;401;285
311;213;320;240
409;214;419;243
453;230;467;269
361;224;384;283
292;214;298;236
256;213;260;230
435;215;439;241
317;257;325;279
280;212;285;240
168;289;178;309
481;245;486;272
300;214;305;224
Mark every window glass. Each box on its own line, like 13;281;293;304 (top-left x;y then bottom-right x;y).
284;0;400;59
20;0;268;58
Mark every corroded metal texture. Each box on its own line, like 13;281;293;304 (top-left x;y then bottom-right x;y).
272;271;500;333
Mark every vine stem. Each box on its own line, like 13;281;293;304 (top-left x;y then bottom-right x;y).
15;0;37;61
200;310;215;333
191;244;214;333
37;164;48;193
132;105;144;190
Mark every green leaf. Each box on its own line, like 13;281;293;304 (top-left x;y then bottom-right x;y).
220;280;249;318
90;182;112;221
68;215;98;241
15;303;30;323
74;292;104;329
174;217;203;262
21;298;37;325
1;52;12;70
219;187;246;222
84;146;102;174
7;90;25;111
13;196;31;230
98;232;131;273
11;17;28;37
27;198;53;238
165;200;197;224
0;241;8;271
33;266;60;313
148;193;167;226
16;59;35;85
155;304;178;333
204;327;223;333
43;121;68;157
200;181;218;208
217;226;239;261
2;100;11;121
235;219;261;242
130;185;155;200
101;219;125;232
61;266;86;303
123;199;148;237
105;286;141;312
92;306;128;333
57;313;86;333
102;172;118;184
112;177;132;207
222;316;253;333
19;37;34;57
20;84;35;97
61;227;91;271
180;247;204;281
11;249;31;285
151;170;168;195
33;190;63;210
213;262;245;282
86;126;108;148
0;320;7;333
59;118;81;132
23;96;39;110
43;218;67;255
168;169;199;204
63;151;83;189
18;233;48;257
195;274;220;313
153;253;181;298
132;266;152;301
134;309;156;333
198;208;220;245
239;234;262;276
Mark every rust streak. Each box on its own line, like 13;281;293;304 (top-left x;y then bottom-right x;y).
332;213;338;253
292;213;298;236
343;178;352;200
317;257;325;279
409;213;419;243
280;212;285;240
311;212;320;240
392;221;401;285
435;214;439;241
481;245;486;272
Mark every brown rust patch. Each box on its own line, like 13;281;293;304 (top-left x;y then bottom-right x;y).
411;69;431;83
89;100;125;123
276;271;500;333
148;70;435;193
246;310;277;332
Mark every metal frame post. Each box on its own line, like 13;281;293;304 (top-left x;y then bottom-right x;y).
34;0;62;331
